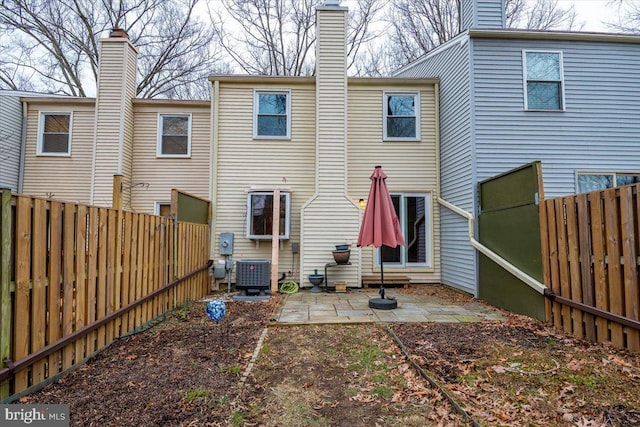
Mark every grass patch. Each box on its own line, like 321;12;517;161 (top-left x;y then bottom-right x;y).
220;365;242;375
181;387;211;404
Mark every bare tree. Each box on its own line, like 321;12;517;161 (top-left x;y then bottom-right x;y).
506;0;579;31
605;0;640;33
0;0;226;99
210;0;385;76
385;0;579;72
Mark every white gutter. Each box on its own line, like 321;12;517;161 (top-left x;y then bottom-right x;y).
437;196;547;295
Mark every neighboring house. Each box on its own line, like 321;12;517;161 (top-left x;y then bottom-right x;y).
395;0;640;295
0;91;23;192
0;90;64;192
16;0;441;289
20;30;211;212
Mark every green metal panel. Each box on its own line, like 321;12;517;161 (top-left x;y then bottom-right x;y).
480;162;540;211
478;162;545;321
176;192;209;224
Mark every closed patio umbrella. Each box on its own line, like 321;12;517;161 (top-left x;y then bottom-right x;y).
357;165;404;310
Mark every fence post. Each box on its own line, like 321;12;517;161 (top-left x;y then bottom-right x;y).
0;189;12;399
112;175;123;210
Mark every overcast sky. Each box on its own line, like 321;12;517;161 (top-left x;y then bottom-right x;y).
562;0;625;31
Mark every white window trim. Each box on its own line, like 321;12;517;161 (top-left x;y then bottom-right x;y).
375;192;432;268
522;50;566;111
575;171;640;193
154;201;172;216
245;191;291;240
253;89;292;140
383;91;421;142
37;112;73;156
156;113;192;158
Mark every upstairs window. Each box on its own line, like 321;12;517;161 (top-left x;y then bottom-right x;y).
254;90;291;139
38;112;72;155
157;114;191;157
523;51;564;110
384;92;420;141
246;191;291;239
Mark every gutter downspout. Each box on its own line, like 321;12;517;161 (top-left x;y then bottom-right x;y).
437;196;547;295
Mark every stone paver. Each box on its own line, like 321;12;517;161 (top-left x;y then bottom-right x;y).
275;288;505;324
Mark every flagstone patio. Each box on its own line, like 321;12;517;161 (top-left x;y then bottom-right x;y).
274;288;505;324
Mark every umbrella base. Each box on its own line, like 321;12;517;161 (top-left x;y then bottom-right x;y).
368;298;398;310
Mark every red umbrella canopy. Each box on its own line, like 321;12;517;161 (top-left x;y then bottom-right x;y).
357;166;405;249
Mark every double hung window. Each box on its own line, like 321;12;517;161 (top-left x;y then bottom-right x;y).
523;51;564;110
383;92;420;140
157;114;191;157
254;90;291;139
38;112;72;155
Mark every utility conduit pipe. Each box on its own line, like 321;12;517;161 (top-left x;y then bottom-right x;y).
437;197;547;295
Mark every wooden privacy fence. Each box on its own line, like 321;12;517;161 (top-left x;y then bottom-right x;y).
540;184;640;352
0;190;211;400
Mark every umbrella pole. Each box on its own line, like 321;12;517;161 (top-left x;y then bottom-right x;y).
379;247;385;300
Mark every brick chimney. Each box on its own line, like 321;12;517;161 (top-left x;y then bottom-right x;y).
90;28;137;207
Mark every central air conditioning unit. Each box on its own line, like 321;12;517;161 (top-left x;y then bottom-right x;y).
235;260;271;295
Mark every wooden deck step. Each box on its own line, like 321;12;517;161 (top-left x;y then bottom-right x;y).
361;275;410;288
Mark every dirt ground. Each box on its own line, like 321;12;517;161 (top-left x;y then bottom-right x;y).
18;286;640;426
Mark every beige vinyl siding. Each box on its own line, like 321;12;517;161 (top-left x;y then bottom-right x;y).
22;103;95;203
315;9;348;195
347;83;441;283
212;82;316;284
121;46;137;209
130;103;211;213
92;38;137;207
299;5;361;289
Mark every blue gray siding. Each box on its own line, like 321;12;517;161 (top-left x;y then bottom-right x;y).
461;0;505;31
472;37;640;198
0;93;23;192
396;34;476;295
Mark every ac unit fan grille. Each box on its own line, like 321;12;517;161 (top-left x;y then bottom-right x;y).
236;260;270;290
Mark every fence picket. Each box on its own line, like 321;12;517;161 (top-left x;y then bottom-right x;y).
589;192;609;343
47;201;63;379
565;196;584;337
62;203;76;370
121;211;132;334
555;198;572;333
96;208;108;349
14;197;32;390
31;199;47;384
604;189;624;347
135;214;145;328
545;201;562;327
620;187;639;351
86;207;99;355
576;194;596;341
75;205;87;365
